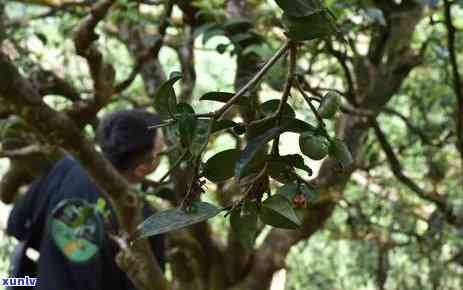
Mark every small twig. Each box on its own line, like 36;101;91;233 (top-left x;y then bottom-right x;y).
211;41;292;120
158;150;188;183
179;154;201;210
275;42;296;120
148;121;174;130
443;0;463;171
296;80;326;128
272;42;297;156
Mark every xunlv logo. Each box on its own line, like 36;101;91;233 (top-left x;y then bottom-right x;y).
1;276;37;287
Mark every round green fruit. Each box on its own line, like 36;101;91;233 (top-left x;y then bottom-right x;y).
299;132;329;160
318;92;340;119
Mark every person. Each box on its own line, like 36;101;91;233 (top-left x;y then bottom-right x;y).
6;109;165;290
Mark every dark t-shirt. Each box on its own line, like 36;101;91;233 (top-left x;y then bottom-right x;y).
7;156;165;290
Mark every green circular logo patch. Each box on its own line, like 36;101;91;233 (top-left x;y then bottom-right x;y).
49;199;104;264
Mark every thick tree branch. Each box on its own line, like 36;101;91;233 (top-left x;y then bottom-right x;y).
443;0;463;171
0;52;167;290
372;119;463;227
28;67;81;101
382;108;433;146
114;1;174;94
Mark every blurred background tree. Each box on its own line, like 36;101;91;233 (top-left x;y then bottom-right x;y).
0;0;463;289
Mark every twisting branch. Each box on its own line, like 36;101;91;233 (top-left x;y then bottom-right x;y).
443;0;463;170
325;42;356;104
0;51;168;290
382;108;433;146
114;0;174;93
371;119;463;227
69;0;116;124
73;0;114;55
28;67;81;101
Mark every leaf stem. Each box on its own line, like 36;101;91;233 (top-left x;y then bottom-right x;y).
158;150;189;183
272;42;297;156
211;41;292;120
296;80;326;128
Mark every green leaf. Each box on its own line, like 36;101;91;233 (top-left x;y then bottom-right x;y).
247;117;315;137
270;154;311;174
175;102;195;115
283;10;334;41
135;202;221;239
246;117;278;137
281;117;317;133
178;115;197;149
230;201;258;249
222;18;252;30
268;161;295;183
200;92;250;106
243;44;271;57
266;59;287;91
190;119;212;157
260;194;301;229
176;103;197;148
154;72;182;119
260;99;296;118
203;29;225;45
330;138;353;170
230;33;255;44
211;119;238;133
299;132;330;160
203;149;241;182
193;23;218;39
318;92;340;119
235;127;283;180
276;183;300;202
275;0;322;18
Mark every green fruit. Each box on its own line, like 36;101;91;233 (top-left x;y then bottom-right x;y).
299;132;330;160
330;138;353;169
318;92;340;119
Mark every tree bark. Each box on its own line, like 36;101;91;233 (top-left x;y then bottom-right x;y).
0;52;168;290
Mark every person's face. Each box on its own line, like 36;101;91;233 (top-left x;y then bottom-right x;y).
129;133;164;183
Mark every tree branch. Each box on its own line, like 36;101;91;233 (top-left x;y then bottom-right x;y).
210;41;291;120
371;119;463;227
73;0;115;107
443;0;463;172
114;1;174;94
0;51;168;290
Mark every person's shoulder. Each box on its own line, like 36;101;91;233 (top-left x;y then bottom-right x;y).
51;155;79;172
51;155;100;197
